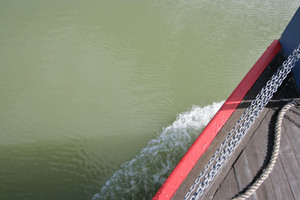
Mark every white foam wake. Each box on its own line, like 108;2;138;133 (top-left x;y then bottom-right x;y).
92;101;224;200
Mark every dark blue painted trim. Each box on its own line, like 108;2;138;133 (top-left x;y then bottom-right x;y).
280;7;300;90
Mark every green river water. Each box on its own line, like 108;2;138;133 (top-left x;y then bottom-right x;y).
0;1;299;199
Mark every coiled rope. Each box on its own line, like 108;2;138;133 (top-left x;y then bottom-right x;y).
232;100;300;200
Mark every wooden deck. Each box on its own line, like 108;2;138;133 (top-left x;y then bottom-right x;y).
212;87;300;200
172;50;300;199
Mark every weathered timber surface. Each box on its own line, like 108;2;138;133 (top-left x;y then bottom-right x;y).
213;95;300;200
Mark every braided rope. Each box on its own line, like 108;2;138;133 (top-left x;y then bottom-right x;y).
232;100;300;200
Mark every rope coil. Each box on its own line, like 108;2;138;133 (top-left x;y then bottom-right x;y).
232;100;300;200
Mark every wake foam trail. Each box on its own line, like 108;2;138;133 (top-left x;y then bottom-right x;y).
92;101;224;200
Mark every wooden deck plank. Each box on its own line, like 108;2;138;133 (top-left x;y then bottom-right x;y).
212;188;222;200
270;156;295;200
233;151;258;200
244;131;276;200
218;169;239;200
255;107;295;200
280;111;300;199
283;106;300;166
250;108;277;200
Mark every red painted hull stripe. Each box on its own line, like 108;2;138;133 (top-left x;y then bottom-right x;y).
153;40;282;200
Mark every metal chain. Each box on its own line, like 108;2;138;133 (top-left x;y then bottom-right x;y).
184;43;300;200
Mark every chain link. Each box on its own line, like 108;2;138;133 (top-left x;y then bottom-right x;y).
184;43;300;200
